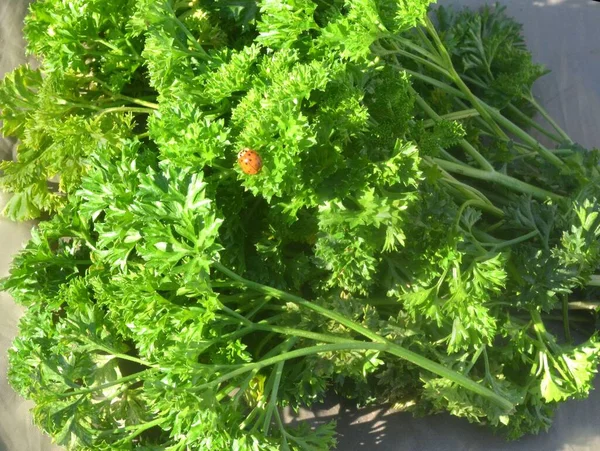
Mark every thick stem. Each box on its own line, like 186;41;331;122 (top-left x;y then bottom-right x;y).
262;361;284;435
392;35;443;64
491;230;539;250
60;100;102;111
402;65;569;171
73;330;158;368
439;148;464;165
109;351;157;369
112;94;159;109
95;107;154;121
562;296;573;343
423;17;508;140
422;109;480;128
200;339;513;411
274;409;290;447
484;105;568;171
253;323;354;344
413;90;493;171
530;310;549;349
416;26;444;60
526;94;573;144
440;180;504;217
507;104;563;144
433;158;562;201
56;370;153;398
212;263;515;411
114;417;164;444
195;342;384;389
431;162;504;216
381;40;451;78
454;98;497;136
402;68;465;98
164;1;208;55
390;31;570;171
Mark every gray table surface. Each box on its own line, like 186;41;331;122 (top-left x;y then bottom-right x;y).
1;1;599;450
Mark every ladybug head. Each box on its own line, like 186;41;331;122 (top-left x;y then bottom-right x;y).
238;148;251;159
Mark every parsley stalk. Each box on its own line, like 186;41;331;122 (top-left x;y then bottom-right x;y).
212;262;514;411
382;27;570;172
432;158;563;201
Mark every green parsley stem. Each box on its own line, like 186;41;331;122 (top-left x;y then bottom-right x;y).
244;296;275;320
60;100;102;111
56;369;154;398
432;158;562;201
95;107;154;121
262;361;286;435
423;16;508;140
454;199;485;232
378;41;451;78
422;109;480;128
483;105;567;170
274;408;291;447
413;90;493;171
525;94;573;144
562;296;573;343
464;345;485;376
110;351;157;368
432;165;504;216
164;2;208;56
389;35;442;64
252;323;355;344
241;406;262;431
93;39;141;61
415;26;443;60
71;329;158;368
439;148;465;165
401;63;569;171
490;230;539;250
506;104;563;144
195;343;381;390
113;94;159;109
402;68;465;98
112;417;165;443
212;262;515;411
232;369;260;406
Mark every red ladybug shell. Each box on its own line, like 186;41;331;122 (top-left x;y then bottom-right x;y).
237;148;263;175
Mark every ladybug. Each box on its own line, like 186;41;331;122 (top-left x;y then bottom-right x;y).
237;148;263;175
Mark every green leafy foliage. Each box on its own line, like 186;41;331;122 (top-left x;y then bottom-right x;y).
3;1;600;450
25;0;143;90
435;3;547;109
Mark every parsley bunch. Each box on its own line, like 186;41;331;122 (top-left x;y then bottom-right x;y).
2;1;600;449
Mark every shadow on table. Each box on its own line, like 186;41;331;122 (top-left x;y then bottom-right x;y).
288;375;600;451
0;436;6;451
